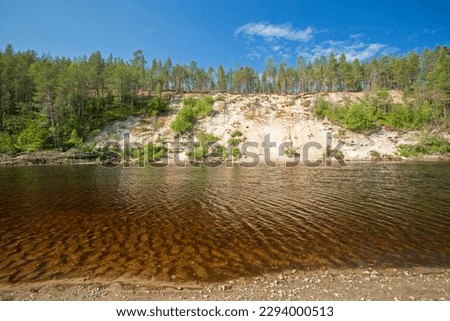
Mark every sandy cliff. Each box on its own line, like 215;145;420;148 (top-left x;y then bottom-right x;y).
92;91;447;163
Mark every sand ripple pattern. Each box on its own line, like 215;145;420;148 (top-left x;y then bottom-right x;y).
0;162;449;283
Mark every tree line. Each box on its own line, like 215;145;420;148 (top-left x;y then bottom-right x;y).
0;44;448;154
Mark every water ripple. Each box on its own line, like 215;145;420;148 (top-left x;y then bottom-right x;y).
0;162;449;283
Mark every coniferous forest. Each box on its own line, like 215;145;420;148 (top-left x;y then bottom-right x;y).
0;44;448;154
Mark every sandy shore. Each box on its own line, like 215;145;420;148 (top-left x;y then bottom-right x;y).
1;267;448;301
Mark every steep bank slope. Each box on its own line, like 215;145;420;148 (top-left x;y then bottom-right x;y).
93;91;447;163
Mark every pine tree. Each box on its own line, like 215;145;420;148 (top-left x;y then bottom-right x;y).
276;62;286;93
217;64;226;92
326;52;338;91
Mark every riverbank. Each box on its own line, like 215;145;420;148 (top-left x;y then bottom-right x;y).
1;150;449;167
1;92;449;165
0;151;99;167
1;267;448;301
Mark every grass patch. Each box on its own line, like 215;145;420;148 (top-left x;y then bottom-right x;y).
186;130;221;160
398;135;450;157
171;97;214;134
231;147;241;158
230;130;243;137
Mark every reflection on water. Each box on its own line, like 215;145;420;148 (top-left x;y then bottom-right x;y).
0;162;449;283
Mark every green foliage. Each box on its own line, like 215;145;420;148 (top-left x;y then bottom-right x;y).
227;137;241;146
171;97;214;133
170;106;196;133
148;97;170;116
344;102;378;132
210;144;228;159
183;96;214;118
315;99;330;119
398;144;427;157
187;131;219;160
316;99;378;131
284;146;300;158
371;89;392;114
128;147;144;159
192;146;206;160
317;94;442;132
0;132;17;154
383;104;414;129
324;146;344;159
230;130;243;137
16;120;48;152
398;135;450;157
231;147;241;158
379;101;434;130
1;44;449;157
147;142;167;161
227;130;244;146
66;130;84;149
196;131;218;144
421;135;450;154
335;150;344;159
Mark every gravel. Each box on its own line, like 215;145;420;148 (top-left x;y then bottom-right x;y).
1;267;448;301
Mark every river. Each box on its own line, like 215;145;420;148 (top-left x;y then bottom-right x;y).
0;162;449;283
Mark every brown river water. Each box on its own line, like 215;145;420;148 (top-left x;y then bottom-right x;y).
0;162;449;283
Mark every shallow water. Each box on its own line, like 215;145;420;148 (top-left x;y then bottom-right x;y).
0;162;449;283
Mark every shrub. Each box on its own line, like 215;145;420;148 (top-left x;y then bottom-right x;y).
182;96;214;118
148;97;170;116
398;135;450;157
227;137;241;146
231;147;241;158
147;143;167;161
186;131;220;160
284;146;300;158
230;130;243;137
344;102;378;132
315;94;439;133
16;120;48;152
192;96;214;118
381;102;435;130
228;130;244;146
328;104;347;124
66;130;84;149
0;132;17;154
171;97;214;133
324;146;345;159
383;104;415;129
422;135;450;154
315;99;330;119
398;144;427;157
186;146;206;160
196;131;218;144
413;102;433;128
170;106;196;133
210;144;228;159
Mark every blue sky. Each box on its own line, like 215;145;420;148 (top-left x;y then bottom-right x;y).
0;0;449;71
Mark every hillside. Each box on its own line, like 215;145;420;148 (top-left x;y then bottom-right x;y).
91;91;448;164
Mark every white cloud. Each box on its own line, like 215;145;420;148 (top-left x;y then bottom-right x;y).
245;46;268;60
309;39;395;61
349;33;364;39
246;50;262;60
272;45;282;52
237;24;396;62
235;22;314;42
422;27;443;35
